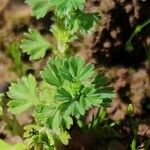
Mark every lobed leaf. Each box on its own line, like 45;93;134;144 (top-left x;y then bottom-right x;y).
20;29;51;60
46;110;73;130
26;0;86;19
50;23;73;53
60;56;94;82
67;11;100;33
41;58;63;87
55;0;85;17
7;75;38;114
98;87;115;99
92;74;108;87
25;0;54;19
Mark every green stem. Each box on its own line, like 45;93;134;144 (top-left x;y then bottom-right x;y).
126;19;150;52
130;119;139;150
131;137;137;150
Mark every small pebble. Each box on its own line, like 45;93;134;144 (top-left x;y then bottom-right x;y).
110;30;118;39
103;41;112;48
124;3;133;13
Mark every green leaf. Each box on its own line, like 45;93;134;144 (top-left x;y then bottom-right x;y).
60;56;94;82
38;82;55;103
51;111;61;129
34;90;74;129
0;140;25;150
61;101;85;117
50;23;74;53
20;29;51;60
34;105;53;123
46;110;73;130
7;74;38;114
92;74;108;87
56;88;73;101
25;0;54;19
24;125;56;149
98;87;115;99
51;23;70;45
26;0;85;19
59;131;70;145
67;11;100;33
55;0;85;17
7;42;21;67
80;86;100;108
41;58;63;86
35;56;114;131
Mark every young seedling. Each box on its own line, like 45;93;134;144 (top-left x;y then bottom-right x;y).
7;57;115;148
1;0;115;149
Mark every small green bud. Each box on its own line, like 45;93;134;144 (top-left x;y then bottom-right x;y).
126;104;134;116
